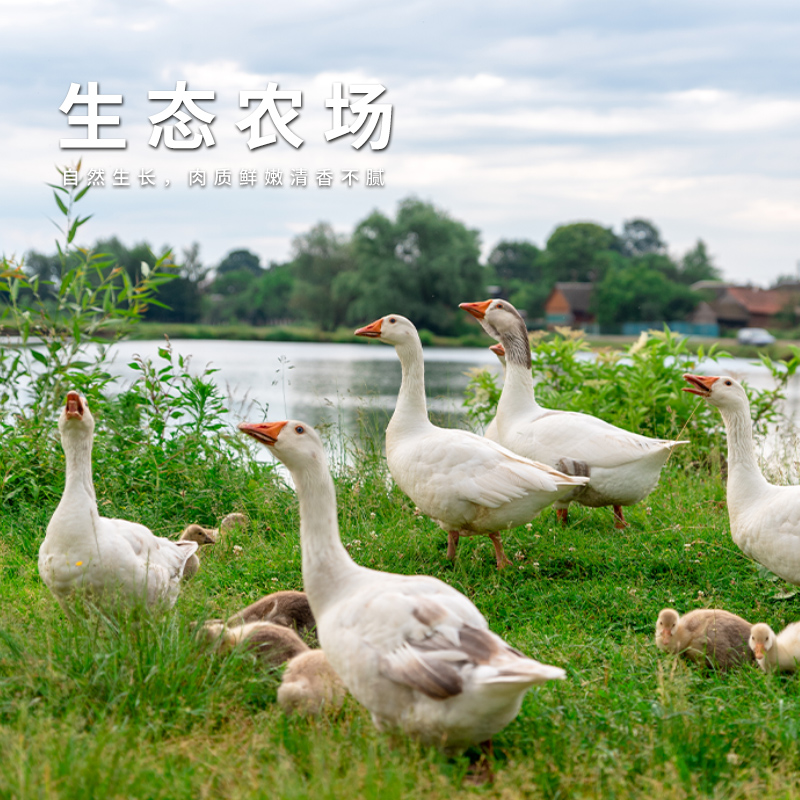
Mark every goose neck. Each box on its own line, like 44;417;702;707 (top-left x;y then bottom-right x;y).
499;320;532;371
720;404;768;500
61;432;97;507
292;456;359;613
502;360;540;409
389;338;431;431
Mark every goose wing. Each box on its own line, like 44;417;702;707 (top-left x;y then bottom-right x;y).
394;427;587;510
346;580;564;699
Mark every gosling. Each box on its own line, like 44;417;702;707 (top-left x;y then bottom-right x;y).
179;513;249;578
227;590;316;639
277;650;347;716
655;608;755;670
200;620;309;667
749;622;800;673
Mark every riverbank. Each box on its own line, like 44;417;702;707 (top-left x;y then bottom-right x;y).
129;321;800;360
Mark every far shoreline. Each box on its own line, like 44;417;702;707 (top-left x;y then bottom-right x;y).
127;321;800;361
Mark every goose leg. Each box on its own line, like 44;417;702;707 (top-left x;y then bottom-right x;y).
446;531;460;560
488;533;512;570
465;739;496;785
613;505;628;529
556;508;569;526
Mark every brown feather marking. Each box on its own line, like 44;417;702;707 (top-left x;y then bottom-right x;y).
239;623;309;667
228;590;316;636
457;625;498;664
412;597;449;628
556;458;591;478
380;650;464;700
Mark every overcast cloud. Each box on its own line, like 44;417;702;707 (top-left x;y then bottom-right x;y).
1;0;798;283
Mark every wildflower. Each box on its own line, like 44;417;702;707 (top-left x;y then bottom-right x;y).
628;331;649;356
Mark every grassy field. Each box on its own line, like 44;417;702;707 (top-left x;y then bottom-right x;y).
3;427;800;800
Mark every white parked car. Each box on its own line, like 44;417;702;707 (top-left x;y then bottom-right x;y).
737;328;776;346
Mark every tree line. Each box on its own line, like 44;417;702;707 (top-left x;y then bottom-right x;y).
21;198;721;337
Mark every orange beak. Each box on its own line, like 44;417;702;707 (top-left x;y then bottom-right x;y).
355;318;383;338
661;629;671;644
238;420;288;446
683;374;719;396
754;643;765;660
65;391;84;420
459;300;493;320
490;343;505;357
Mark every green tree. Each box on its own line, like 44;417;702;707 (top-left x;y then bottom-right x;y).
620;218;665;257
488;240;542;287
252;263;294;324
349;198;486;335
592;264;698;326
217;248;262;276
289;223;356;331
487;240;549;319
679;239;721;285
542;222;620;283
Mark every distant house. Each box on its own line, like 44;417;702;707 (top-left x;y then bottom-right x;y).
544;282;596;329
691;282;799;330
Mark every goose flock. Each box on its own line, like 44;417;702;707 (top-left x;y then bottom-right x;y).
36;297;800;766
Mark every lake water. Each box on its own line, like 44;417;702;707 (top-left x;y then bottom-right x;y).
98;338;800;437
101;339;504;436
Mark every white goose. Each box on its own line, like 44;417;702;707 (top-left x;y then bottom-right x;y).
461;300;687;528
749;622;800;673
238;418;566;751
684;374;800;584
39;392;198;612
355;315;589;568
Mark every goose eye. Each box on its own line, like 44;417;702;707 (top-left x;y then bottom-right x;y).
725;380;732;386
388;317;397;324
295;425;305;434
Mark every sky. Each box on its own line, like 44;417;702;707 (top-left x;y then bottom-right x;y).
1;0;798;285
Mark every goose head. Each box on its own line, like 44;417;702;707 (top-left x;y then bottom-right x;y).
683;375;748;410
354;314;418;348
655;608;680;651
749;622;776;664
238;419;324;471
460;299;527;343
58;391;94;440
490;343;506;367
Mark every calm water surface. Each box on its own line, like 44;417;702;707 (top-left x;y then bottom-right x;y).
100;339;800;437
103;339;503;434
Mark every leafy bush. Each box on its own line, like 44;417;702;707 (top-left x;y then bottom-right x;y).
0;166;251;514
464;326;800;462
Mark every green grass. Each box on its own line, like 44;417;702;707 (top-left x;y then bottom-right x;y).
3;442;800;798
